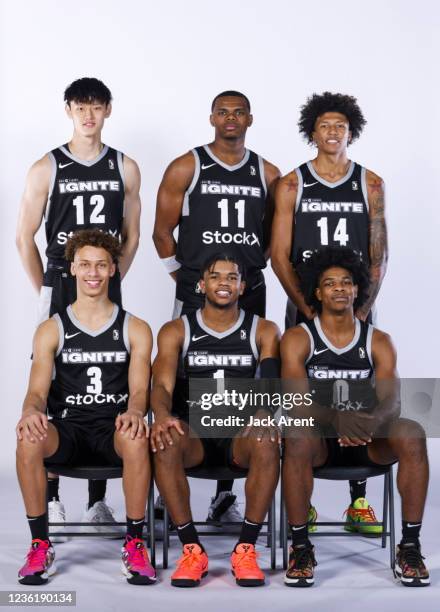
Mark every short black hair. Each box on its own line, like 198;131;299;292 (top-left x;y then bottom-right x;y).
298;92;366;144
64;77;112;106
211;90;251;112
200;251;246;280
296;247;369;312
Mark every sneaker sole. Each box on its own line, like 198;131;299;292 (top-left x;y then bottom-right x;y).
394;567;430;587
121;564;156;586
18;564;56;586
344;524;382;538
232;571;265;587
284;575;314;587
171;571;208;588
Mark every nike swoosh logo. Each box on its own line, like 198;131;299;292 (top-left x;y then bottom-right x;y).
65;332;81;339
314;348;329;355
406;523;421;528
59;162;74;169
291;525;306;530
303;181;318;187
192;334;209;342
132;519;145;525
201;163;216;170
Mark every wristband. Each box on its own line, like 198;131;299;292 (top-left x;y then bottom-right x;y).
161;255;181;273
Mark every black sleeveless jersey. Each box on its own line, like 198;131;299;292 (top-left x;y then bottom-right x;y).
180;308;259;378
301;317;375;412
47;304;130;422
176;145;267;273
291;161;370;265
45;144;125;260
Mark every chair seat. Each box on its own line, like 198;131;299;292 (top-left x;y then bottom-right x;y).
185;465;247;480
44;464;122;480
313;464;392;481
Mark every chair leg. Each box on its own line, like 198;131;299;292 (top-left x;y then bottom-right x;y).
388;465;396;569
282;500;288;570
279;486;285;548
163;506;169;569
267;504;271;548
270;495;276;569
381;472;389;549
148;483;155;568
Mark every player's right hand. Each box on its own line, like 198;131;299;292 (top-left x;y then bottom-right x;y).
16;410;48;443
331;410;374;444
150;415;185;453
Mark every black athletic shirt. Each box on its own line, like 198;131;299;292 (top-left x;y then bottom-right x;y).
175;145;267;273
173;309;259;415
45;144;125;261
291;161;370;265
47;304;130;422
301;317;375;412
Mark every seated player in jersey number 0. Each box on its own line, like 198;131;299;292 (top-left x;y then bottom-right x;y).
150;252;281;587
15;230;156;586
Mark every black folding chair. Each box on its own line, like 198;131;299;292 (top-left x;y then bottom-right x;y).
161;465;277;570
280;464;395;570
45;464;155;567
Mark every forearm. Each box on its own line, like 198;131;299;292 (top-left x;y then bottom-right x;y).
126;389;147;416
152;228;177;259
272;257;310;311
16;238;44;292
357;260;387;316
22;392;47;415
151;386;173;418
119;233;140;279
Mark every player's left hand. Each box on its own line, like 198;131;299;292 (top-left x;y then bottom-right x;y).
242;409;281;443
115;410;149;439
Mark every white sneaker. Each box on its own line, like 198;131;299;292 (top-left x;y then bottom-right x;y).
81;499;122;538
154;495;174;538
206;492;243;530
48;499;68;543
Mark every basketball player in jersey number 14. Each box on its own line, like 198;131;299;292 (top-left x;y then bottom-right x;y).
271;92;388;530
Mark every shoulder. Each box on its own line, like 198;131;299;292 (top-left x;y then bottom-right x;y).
34;317;60;351
281;324;311;350
165;150;196;176
128;314;153;343
277;170;299;193
371;327;394;350
256;317;281;339
262;158;281;182
157;318;185;344
365;168;385;187
27;154;52;183
122;154;141;178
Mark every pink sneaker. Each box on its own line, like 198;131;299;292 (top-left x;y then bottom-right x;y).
18;539;56;585
121;536;156;585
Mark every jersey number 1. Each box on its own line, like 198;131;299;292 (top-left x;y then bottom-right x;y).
218;199;245;228
73;195;106;225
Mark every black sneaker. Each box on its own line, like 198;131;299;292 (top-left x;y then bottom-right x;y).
284;543;317;587
394;542;430;587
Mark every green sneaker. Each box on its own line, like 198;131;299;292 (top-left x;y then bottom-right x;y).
344;497;382;537
307;505;318;533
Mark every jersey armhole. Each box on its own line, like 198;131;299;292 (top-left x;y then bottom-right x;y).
250;315;259;361
257;155;267;198
123;312;131;353
181;315;190;358
44;151;57;221
366;323;374;367
52;313;64;356
299;322;314;364
360;166;369;213
182;149;200;216
294;167;303;213
117;150;126;192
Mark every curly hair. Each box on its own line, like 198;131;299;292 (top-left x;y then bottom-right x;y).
200;251;246;280
65;229;122;263
298;92;366;144
296;247;369;312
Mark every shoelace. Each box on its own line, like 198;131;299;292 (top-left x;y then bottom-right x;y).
400;546;425;569
344;505;378;522
234;549;259;570
125;540;148;567
290;546;315;571
177;549;204;570
25;541;48;569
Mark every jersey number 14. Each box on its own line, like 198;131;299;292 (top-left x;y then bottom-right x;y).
317;217;349;246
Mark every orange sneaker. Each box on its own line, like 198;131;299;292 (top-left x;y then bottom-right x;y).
231;543;265;586
171;544;208;587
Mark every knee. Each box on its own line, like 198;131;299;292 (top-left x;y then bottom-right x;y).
16;438;44;463
118;433;149;459
283;437;315;462
153;435;186;466
249;437;280;464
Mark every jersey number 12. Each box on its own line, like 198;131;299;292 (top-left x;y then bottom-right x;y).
73;195;106;225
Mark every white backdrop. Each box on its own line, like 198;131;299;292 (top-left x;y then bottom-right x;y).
0;0;439;464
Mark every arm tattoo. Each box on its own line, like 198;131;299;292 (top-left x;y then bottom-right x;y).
286;179;297;192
